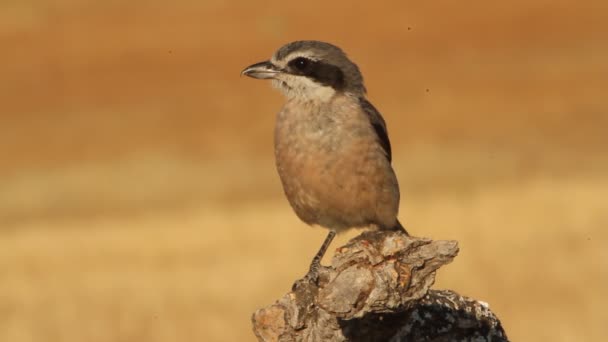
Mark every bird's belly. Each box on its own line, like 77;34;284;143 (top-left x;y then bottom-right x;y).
275;133;399;231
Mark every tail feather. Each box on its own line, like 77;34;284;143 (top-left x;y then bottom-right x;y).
394;219;410;236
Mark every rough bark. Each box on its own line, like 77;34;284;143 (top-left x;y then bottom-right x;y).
252;230;508;342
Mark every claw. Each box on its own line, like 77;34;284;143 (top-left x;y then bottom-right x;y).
291;230;336;291
292;270;319;291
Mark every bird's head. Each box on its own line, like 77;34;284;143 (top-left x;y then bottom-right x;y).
241;41;366;101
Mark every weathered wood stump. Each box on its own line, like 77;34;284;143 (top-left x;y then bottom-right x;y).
252;231;508;341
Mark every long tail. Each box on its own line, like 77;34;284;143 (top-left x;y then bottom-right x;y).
394;219;410;236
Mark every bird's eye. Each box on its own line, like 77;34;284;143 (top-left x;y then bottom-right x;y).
291;57;310;71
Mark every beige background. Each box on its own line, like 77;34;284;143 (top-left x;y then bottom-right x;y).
1;0;607;341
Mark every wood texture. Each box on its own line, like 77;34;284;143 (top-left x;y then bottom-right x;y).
252;231;508;341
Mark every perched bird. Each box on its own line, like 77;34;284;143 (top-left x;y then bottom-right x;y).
242;41;409;282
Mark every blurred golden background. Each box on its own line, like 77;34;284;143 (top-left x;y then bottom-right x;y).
1;0;607;341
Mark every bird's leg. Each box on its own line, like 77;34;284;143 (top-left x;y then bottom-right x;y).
308;230;336;277
301;230;336;284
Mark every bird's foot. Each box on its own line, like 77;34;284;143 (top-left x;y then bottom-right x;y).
291;265;320;291
291;231;336;292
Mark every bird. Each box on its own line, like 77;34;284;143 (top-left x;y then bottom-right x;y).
241;40;409;283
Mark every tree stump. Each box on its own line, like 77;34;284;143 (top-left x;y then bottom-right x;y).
252;230;508;341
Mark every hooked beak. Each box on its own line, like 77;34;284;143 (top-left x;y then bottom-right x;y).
241;60;280;79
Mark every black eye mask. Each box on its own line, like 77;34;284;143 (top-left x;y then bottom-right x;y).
287;57;345;90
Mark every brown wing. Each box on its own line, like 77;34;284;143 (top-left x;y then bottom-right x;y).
359;98;392;162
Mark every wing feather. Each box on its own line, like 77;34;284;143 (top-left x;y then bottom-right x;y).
359;98;392;162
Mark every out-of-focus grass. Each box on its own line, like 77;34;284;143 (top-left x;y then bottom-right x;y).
1;150;607;341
